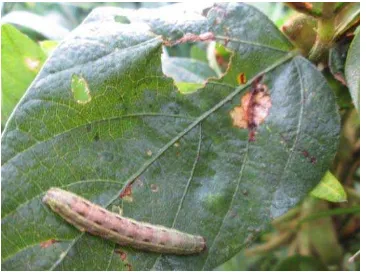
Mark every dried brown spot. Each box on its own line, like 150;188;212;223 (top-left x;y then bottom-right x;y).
237;73;247;85
302;149;317;165
310;156;317;165
120;184;132;199
40;239;57;248
125;264;132;271
150;184;159;193
230;75;272;141
115;249;127;261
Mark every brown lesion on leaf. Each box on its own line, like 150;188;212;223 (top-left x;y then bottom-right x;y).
230;75;272;141
163;32;215;46
120;183;133;202
302;149;317;165
40;239;58;248
237;72;247;85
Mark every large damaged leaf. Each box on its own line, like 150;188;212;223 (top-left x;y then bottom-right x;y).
1;3;340;270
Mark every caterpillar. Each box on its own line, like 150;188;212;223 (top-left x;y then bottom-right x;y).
42;187;205;255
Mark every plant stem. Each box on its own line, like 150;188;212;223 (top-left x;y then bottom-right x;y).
309;3;337;62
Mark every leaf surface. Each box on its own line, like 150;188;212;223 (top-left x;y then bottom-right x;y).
1;24;47;126
310;171;347;202
1;3;340;270
345;29;360;111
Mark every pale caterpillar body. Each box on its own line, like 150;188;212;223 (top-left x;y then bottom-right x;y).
43;188;206;255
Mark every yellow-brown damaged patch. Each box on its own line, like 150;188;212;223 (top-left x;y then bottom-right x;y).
230;78;272;141
237;73;247;85
120;184;133;202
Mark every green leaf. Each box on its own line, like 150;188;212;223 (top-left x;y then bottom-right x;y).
1;3;340;270
310;171;347;202
39;40;58;56
345;30;360;111
162;57;218;93
190;44;208;63
1;24;47;126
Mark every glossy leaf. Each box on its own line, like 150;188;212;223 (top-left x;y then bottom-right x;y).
1;3;340;270
345;30;360;111
311;171;347;203
1;24;47;126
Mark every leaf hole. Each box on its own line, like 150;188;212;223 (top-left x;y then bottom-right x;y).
71;74;92;104
114;15;130;24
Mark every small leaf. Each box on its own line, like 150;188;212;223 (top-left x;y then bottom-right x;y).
1;24;47;126
311;171;347;202
345;30;360;111
328;39;350;85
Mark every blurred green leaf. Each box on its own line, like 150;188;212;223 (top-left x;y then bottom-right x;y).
1;24;47;126
345;29;360;111
39;40;58;56
311;171;347;202
1;11;70;40
275;255;328;271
